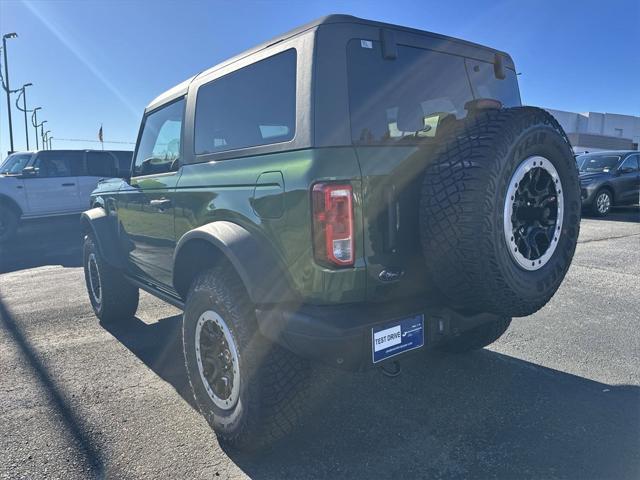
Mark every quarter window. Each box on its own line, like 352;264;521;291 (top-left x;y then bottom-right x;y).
194;49;296;155
86;151;117;177
134;98;185;176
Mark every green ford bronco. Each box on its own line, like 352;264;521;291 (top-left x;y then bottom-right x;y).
81;15;580;449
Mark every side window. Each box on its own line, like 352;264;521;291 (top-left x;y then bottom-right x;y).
194;49;296;155
620;154;639;171
33;151;84;178
86;151;117;177
133;98;185;176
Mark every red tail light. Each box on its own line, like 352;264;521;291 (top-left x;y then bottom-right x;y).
312;183;354;267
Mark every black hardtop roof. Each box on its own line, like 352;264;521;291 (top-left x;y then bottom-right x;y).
30;149;132;154
147;14;512;111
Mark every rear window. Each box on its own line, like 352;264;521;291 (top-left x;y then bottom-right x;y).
194;49;296;155
347;40;520;145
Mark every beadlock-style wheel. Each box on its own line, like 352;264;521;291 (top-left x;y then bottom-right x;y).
503;155;564;271
195;310;241;411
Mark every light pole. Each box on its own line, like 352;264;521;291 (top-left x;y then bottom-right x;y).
40;120;47;149
48;136;53;150
2;32;18;153
44;130;51;150
19;82;32;150
32;106;41;150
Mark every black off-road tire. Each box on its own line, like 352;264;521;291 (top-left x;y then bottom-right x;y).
182;266;309;451
0;205;19;243
439;317;512;353
83;235;139;323
420;107;581;317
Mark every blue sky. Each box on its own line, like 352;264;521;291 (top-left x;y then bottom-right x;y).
1;0;638;155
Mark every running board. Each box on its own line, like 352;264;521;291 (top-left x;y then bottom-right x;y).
125;275;185;310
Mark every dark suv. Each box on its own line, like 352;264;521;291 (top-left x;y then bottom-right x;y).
577;151;640;216
81;15;580;449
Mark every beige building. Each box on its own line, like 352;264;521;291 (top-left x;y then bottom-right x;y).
545;108;640;153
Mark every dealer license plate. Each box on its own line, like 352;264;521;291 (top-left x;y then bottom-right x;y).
371;314;425;364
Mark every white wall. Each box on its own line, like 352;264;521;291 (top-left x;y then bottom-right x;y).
545;108;640;149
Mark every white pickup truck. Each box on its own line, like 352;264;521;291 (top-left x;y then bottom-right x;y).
0;150;132;242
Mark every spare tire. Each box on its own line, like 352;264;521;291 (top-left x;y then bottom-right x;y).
419;107;580;317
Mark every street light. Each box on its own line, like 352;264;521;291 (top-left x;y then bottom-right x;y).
32;106;41;149
44;130;51;150
20;82;33;150
48;136;53;150
40;120;47;149
2;32;18;153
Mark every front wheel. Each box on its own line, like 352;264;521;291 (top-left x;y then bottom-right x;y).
83;235;139;323
182;266;309;450
592;189;612;217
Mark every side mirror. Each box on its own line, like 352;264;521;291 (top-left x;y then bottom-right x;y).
618;166;634;175
20;166;38;177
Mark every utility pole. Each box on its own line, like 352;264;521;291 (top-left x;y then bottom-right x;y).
2;32;18;153
32;107;41;150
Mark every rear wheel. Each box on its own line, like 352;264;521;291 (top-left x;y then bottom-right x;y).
83;235;139;323
592;189;612;217
439;317;511;353
182;266;309;450
0;205;19;243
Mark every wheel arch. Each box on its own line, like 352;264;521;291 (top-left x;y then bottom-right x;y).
173;221;297;304
595;184;615;205
80;207;126;269
0;194;23;217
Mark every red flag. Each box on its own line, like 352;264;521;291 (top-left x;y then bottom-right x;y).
98;125;103;143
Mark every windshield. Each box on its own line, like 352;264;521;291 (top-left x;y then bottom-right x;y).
578;154;621;173
0;153;33;174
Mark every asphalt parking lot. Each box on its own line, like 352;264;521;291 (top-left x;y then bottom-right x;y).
1;208;639;479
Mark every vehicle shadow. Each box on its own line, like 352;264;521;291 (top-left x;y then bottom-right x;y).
104;313;640;479
582;205;640;223
0;296;105;476
0;216;82;274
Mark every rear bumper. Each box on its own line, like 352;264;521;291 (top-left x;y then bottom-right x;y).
256;299;505;370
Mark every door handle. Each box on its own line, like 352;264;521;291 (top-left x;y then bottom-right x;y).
61;183;76;187
149;198;172;210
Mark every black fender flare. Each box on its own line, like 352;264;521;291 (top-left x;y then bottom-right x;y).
173;221;297;304
80;208;125;269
